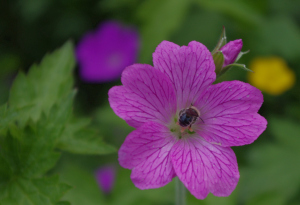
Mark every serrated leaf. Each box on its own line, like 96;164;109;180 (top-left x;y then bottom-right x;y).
0;104;32;134
137;0;189;63
0;176;71;205
8;41;75;125
0;95;74;205
57;118;116;155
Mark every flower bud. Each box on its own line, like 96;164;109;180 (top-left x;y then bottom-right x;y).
220;39;243;67
95;165;115;194
212;28;251;78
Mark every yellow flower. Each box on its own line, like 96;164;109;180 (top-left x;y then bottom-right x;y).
248;57;295;95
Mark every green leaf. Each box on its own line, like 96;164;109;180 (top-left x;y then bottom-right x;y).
95;105;134;138
59;163;174;205
0;94;73;178
269;117;300;151
194;0;263;26
240;116;300;204
59;164;105;205
250;16;300;61
245;191;286;205
0;104;31;133
0;94;74;205
0;176;71;205
8;41;75;125
136;0;189;63
57;118;116;155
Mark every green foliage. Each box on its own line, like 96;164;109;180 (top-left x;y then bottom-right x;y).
251;16;300;62
0;176;71;205
0;104;31;133
194;0;263;26
0;42;116;205
8;41;74;126
57;118;116;155
240;116;300;204
0;94;73;204
137;0;189;63
60;163;175;205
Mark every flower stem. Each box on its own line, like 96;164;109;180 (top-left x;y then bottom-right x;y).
175;177;186;205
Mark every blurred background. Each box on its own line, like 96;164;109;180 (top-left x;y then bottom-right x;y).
1;0;300;204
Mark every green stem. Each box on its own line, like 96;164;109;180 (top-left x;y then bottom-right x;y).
175;177;186;205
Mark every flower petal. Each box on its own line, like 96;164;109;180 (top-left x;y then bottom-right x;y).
108;64;177;128
170;137;239;199
153;41;216;110
118;122;177;189
194;80;267;147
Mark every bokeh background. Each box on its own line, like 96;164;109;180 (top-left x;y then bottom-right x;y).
1;0;300;204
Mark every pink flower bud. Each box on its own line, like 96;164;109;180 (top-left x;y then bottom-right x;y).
220;39;243;67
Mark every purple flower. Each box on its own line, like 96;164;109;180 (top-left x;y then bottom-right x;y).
76;21;139;82
108;41;267;199
95;166;115;194
220;39;243;67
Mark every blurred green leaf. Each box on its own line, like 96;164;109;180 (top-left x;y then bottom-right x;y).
60;164;105;205
0;94;73;204
269;117;300;151
60;163;175;205
250;16;300;61
9;41;75;126
240;116;300;204
95;105;134;146
194;0;263;26
0;176;71;205
0;104;32;133
137;0;189;63
57;118;116;155
245;191;285;205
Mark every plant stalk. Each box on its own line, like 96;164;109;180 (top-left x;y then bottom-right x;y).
175;177;186;205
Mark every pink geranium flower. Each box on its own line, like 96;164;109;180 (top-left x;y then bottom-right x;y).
108;41;267;199
76;21;139;82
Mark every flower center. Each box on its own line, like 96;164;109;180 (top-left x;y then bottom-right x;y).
178;106;200;128
169;105;202;139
